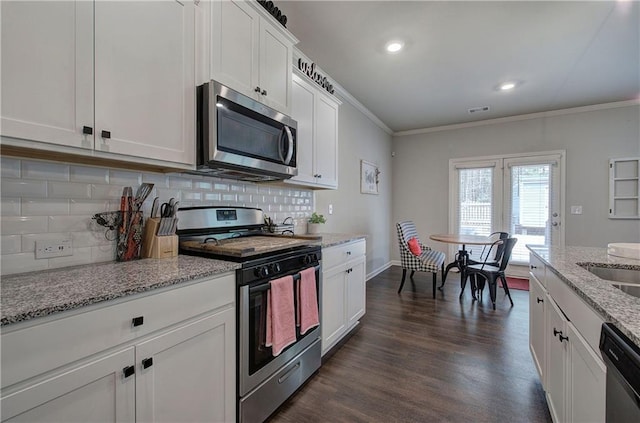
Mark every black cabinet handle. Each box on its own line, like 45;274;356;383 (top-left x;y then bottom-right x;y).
261;89;267;96
101;130;111;139
123;365;135;378
559;334;569;343
553;328;562;337
530;265;537;269
132;316;144;327
537;297;544;304
142;357;153;369
346;251;351;256
317;174;322;178
254;86;261;93
82;126;93;135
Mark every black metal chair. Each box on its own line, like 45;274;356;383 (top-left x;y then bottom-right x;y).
441;231;509;287
396;221;446;299
465;237;518;310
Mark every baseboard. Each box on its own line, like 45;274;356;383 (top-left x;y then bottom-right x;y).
366;261;393;281
506;264;529;279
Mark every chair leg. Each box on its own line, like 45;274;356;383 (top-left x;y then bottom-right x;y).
441;261;458;287
410;270;415;280
459;273;467;299
432;272;437;299
398;269;407;293
488;276;498;310
500;275;514;306
439;263;445;290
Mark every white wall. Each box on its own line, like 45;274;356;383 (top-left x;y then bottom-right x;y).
315;98;394;278
391;103;640;260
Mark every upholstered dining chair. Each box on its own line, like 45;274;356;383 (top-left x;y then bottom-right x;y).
441;231;509;287
396;221;446;299
466;237;518;310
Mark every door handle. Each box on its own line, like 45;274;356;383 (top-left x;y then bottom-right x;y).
552;222;559;227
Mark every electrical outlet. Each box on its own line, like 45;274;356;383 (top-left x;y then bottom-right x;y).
328;204;333;215
570;205;583;215
35;239;73;259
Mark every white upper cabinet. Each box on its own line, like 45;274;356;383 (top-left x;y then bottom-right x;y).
1;1;94;150
288;72;340;189
1;0;195;168
210;0;297;114
93;1;195;164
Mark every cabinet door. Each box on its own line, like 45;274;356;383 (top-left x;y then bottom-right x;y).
321;266;347;355
211;0;259;99
94;0;195;165
546;298;568;423
567;323;606;423
290;75;316;184
529;274;546;386
1;0;93;149
258;19;292;113
1;348;134;423
346;256;366;329
135;308;235;423
314;95;339;188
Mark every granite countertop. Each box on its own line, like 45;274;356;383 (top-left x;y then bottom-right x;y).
1;256;240;326
527;245;640;346
0;234;366;327
295;233;367;248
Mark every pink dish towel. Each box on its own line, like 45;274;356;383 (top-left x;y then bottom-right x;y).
297;267;319;335
265;275;297;357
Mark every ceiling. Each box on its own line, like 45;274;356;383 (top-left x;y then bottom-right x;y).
282;1;640;133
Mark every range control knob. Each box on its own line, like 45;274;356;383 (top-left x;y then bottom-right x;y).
302;255;312;265
254;266;270;278
271;263;281;273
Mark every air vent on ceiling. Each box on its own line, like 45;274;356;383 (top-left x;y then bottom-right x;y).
468;106;490;114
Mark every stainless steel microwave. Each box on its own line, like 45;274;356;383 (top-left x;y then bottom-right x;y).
194;80;297;181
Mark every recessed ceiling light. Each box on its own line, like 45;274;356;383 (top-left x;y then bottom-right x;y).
385;41;404;53
497;81;523;91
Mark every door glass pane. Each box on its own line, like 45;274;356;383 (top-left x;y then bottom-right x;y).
509;164;551;263
458;167;492;236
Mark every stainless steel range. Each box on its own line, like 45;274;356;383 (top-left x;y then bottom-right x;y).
177;206;321;423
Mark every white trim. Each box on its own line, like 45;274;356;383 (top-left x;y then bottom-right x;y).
394;99;640;137
366;261;393;281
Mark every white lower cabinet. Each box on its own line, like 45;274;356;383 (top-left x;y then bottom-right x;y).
1;273;236;423
321;239;366;355
529;253;606;423
136;309;235;423
1;348;135;422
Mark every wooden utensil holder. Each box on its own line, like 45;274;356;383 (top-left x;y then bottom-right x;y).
141;217;178;259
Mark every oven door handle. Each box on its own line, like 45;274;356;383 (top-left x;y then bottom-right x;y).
248;264;321;295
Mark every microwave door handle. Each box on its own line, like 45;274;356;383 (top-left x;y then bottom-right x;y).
283;126;294;165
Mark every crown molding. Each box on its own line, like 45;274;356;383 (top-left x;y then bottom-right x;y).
394;99;640;137
293;47;393;135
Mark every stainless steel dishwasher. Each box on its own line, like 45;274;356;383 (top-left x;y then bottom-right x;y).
599;323;640;423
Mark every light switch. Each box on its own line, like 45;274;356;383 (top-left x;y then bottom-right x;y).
328;204;333;215
570;206;583;215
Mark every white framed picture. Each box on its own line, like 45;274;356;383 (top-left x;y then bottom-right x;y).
360;160;380;195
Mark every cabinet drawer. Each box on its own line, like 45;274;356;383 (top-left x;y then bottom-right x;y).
529;254;546;287
547;270;603;355
323;239;366;270
1;272;235;389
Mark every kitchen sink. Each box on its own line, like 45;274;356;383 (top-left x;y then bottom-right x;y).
580;264;640;298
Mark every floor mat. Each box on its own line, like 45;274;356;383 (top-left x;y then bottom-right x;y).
503;277;529;291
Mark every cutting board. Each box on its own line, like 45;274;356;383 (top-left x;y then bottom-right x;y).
180;236;312;257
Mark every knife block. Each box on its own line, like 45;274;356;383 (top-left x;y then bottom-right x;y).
141;218;178;259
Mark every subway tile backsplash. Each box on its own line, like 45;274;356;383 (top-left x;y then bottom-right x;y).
0;157;314;275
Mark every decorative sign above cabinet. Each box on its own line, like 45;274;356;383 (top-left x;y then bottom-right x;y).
297;59;335;95
257;0;288;27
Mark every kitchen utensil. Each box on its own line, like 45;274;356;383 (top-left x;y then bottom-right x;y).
150;197;159;218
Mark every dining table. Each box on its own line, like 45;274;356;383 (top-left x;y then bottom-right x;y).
429;233;501;300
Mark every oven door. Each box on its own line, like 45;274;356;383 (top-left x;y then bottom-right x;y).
238;265;321;396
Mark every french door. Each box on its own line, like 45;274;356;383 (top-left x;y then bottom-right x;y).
450;151;565;265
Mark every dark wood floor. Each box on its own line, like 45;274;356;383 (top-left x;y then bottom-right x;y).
269;266;552;423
